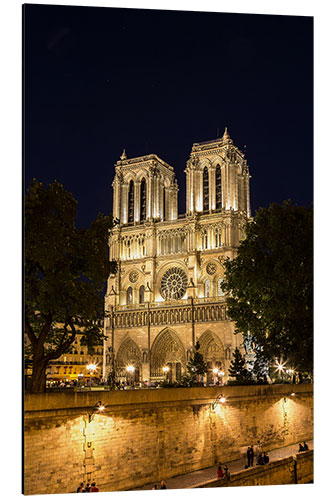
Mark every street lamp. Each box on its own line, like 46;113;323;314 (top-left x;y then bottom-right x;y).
162;365;170;381
213;368;225;385
126;365;135;386
86;363;97;388
211;393;227;411
88;401;106;423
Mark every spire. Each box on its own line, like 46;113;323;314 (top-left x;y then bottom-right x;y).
222;127;233;144
120;149;127;160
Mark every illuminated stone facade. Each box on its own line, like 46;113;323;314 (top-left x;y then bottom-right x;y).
103;129;251;383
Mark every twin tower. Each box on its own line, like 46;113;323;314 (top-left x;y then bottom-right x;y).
112;128;250;226
103;129;251;384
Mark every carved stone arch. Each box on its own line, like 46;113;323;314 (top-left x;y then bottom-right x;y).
198;330;225;363
137;169;148;183
123;268;144;286
150;328;186;377
211;155;224;168
163;176;171;188
156;260;188;282
124;172;138;184
198;158;212;171
116;336;142;370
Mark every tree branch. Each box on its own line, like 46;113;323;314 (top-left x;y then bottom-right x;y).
45;319;77;362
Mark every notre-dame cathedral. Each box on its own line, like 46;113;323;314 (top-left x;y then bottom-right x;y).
103;128;251;384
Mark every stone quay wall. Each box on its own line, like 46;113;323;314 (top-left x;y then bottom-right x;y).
196;450;314;488
24;384;313;495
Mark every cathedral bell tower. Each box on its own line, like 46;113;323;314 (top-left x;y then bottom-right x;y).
112;151;178;224
185;128;251;217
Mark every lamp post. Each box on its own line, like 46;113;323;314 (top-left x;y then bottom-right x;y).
126;365;135;387
86;363;97;389
212;368;225;385
213;367;219;385
162;365;170;382
211;393;227;411
88;401;106;423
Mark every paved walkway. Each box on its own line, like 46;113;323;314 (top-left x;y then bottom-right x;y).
131;440;313;490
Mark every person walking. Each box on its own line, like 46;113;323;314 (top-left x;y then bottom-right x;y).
90;482;99;492
246;447;251;468
160;480;167;489
223;465;230;480
77;482;84;493
217;465;223;478
249;445;254;467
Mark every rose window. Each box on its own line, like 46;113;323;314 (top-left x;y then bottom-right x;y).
160;267;188;300
129;270;139;283
206;262;217;275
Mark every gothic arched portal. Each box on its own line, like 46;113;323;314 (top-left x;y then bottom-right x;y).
198;330;225;384
116;337;141;381
150;328;186;380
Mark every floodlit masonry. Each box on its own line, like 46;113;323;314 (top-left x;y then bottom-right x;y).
103;128;251;384
24;384;313;494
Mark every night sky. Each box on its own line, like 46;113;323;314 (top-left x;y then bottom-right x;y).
23;4;313;228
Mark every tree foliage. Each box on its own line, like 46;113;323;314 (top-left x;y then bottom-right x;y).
222;201;313;375
228;347;251;382
25;179;117;392
184;340;208;385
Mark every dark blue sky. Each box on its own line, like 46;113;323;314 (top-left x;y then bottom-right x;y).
24;4;313;228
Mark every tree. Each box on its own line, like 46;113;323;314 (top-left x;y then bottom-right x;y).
25;179;117;393
222;201;313;376
228;347;251;382
185;341;208;385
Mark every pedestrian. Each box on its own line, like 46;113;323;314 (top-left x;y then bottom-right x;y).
249;445;254;467
77;482;84;493
217;465;223;478
223;465;230;480
90;482;99;492
246;447;251;468
85;483;91;492
160;480;167;489
256;453;264;466
298;443;304;452
303;441;309;451
263;452;269;464
152;485;158;490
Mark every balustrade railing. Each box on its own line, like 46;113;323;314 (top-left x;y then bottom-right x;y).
110;297;227;329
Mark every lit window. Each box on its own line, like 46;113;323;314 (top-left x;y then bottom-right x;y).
204;279;210;297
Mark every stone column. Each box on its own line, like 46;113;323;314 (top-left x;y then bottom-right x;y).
221;163;226;209
134;181;140;223
112;177;120;221
246;174;251;217
210;166;216;211
121;183;129;224
147;172;153;220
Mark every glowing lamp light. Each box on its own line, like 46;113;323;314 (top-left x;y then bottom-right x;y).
88;401;106;423
211;393;227;410
218;371;225;377
86;363;97;372
213;368;219;375
126;365;135;373
162;366;170;373
274;359;286;375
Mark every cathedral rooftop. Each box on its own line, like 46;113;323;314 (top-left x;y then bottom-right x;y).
116;153;174;171
193;127;233;150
